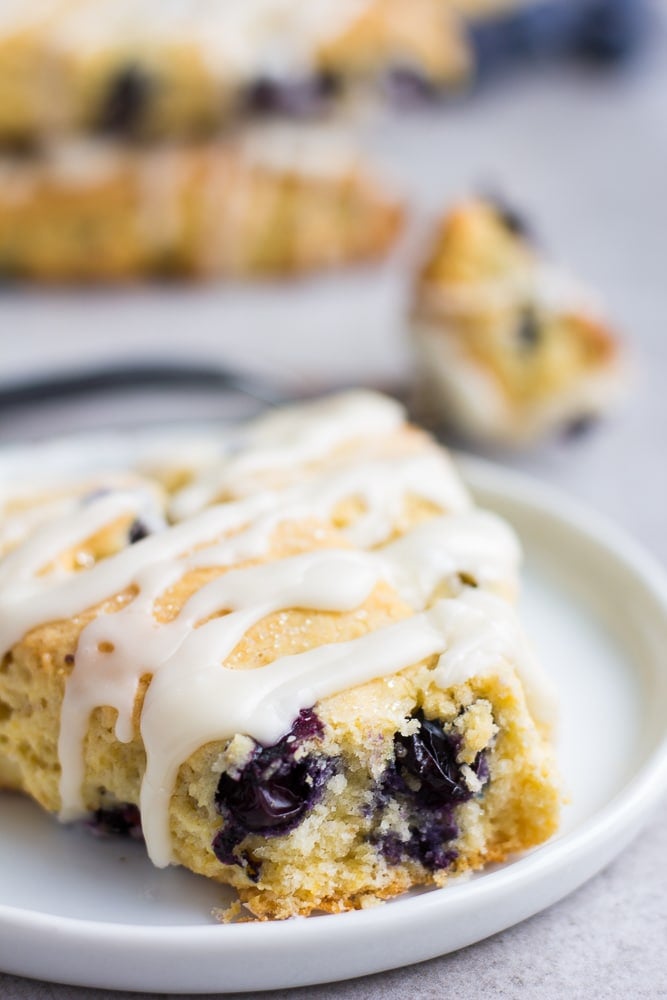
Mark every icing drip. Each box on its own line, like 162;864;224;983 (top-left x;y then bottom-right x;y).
169;389;406;517
418;263;603;321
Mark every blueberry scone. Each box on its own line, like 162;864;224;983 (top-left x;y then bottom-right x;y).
0;391;560;919
410;197;626;446
0;0;470;146
0;129;403;281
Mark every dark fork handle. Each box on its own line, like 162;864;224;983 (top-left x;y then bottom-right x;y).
0;361;289;415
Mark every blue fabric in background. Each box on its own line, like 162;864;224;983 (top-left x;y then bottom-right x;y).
468;0;650;76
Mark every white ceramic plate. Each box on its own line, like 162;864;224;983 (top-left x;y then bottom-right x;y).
1;457;667;994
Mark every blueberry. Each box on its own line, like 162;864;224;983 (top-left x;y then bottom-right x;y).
245;77;283;113
562;413;599;439
87;803;143;839
289;707;326;742
475;752;490;785
128;518;150;545
316;70;341;101
394;713;471;806
516;309;543;352
379;826;458;871
98;65;151;134
384;66;439;106
245;72;340;116
216;755;312;832
485;193;533;242
213;709;337;868
374;712;490;872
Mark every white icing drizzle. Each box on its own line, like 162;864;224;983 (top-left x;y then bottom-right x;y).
378;510;520;608
0;429;226;499
240;124;359;181
0;0;64;33
418;263;604;320
49;0;372;82
0;445;469;656
0;391;555;870
0;473;166;556
169;390;406;518
433;588;558;734
0;489;164;594
0;496;78;556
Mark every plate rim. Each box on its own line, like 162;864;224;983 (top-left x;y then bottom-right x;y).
1;455;667;992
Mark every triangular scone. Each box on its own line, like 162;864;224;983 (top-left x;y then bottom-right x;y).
0;392;560;919
411;198;626;446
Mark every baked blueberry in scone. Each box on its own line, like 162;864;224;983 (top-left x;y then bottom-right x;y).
0;392;560;919
0;129;403;282
410;197;626;446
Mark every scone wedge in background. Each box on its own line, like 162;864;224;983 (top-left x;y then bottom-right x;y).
0;392;561;920
0;129;403;282
0;0;470;145
0;0;642;146
410;198;626;447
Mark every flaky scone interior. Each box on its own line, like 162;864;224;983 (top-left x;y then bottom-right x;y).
411;198;626;446
0;391;560;919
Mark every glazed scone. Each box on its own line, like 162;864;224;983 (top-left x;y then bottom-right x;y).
0;130;403;281
410;197;626;446
0;391;560;919
0;0;470;145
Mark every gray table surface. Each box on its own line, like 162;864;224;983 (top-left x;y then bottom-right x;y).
1;8;666;998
